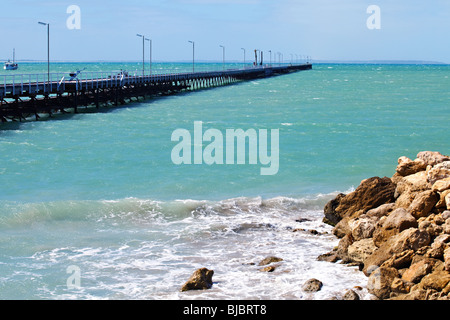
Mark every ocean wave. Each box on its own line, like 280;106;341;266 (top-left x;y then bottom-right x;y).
0;190;375;300
0;192;343;230
0;192;345;230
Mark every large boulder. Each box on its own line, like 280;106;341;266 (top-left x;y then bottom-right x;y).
302;278;323;292
372;208;418;247
367;266;399;299
323;177;396;229
417;270;450;293
365;203;396;220
432;177;450;193
363;228;431;276
427;161;450;185
349;217;377;241
408;190;439;219
180;268;214;292
394;171;429;209
347;238;377;264
323;193;346;226
402;259;435;283
396;156;427;177
416;151;450;167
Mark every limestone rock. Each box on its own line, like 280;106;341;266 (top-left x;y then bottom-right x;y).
402;259;434;283
348;238;377;264
321;151;450;300
180;268;214;292
445;248;450;272
317;249;339;263
432;177;450;192
436;190;450;209
342;289;360;300
367;266;399;299
258;256;283;272
363;228;430;276
442;210;450;220
336;177;396;218
390;278;411;294
323;193;346;226
394;171;429;209
381;249;414;269
258;256;283;266
396;156;427;177
302;278;323;292
260;265;278;272
433;234;450;246
324;177;396;231
335;233;354;263
366;203;396;220
408;190;439;219
332;217;352;238
427;161;450;185
417;270;450;292
349;217;376;241
416;151;450;166
373;208;418;247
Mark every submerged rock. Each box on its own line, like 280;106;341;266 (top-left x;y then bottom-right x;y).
343;289;360;300
302;278;323;292
258;256;283;266
258;256;283;272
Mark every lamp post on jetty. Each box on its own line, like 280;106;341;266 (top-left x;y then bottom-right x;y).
241;48;245;69
136;34;146;76
188;41;195;73
219;45;225;71
145;37;152;75
38;22;50;85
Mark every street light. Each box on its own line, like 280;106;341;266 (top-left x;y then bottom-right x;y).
254;49;259;66
219;45;225;71
38;22;50;84
241;48;245;69
136;34;146;76
145;38;152;75
188;41;194;73
268;50;272;67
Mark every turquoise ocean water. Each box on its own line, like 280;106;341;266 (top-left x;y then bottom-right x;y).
0;62;449;299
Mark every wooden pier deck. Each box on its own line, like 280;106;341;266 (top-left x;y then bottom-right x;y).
0;63;312;122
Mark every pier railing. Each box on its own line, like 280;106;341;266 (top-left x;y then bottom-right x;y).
1;63;307;96
0;63;312;122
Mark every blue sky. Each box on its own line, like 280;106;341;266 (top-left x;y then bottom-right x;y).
1;0;449;63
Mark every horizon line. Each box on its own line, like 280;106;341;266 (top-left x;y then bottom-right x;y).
1;59;448;65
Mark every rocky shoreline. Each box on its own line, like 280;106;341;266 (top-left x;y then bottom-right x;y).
179;151;450;300
319;151;450;300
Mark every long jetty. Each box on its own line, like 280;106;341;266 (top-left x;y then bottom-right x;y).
0;63;312;122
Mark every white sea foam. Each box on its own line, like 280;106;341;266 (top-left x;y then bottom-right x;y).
0;194;373;300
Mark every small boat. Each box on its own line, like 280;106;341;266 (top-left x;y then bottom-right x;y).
4;49;18;70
